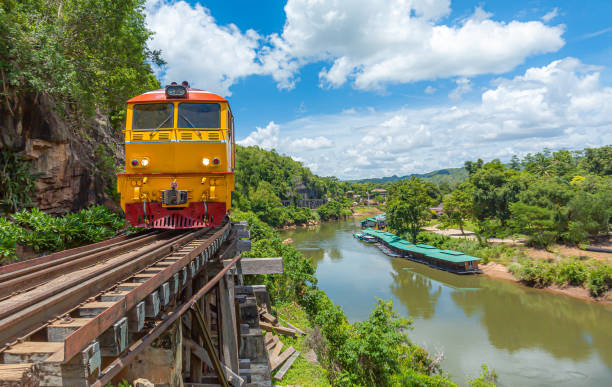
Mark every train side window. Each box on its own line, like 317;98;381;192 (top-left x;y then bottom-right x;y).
132;103;174;130
178;103;220;129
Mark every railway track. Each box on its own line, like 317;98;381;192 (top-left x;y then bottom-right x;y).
0;219;240;386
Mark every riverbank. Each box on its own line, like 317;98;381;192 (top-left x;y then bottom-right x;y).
275;204;380;231
480;262;612;305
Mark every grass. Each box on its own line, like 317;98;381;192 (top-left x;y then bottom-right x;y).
270;302;330;386
352;205;382;216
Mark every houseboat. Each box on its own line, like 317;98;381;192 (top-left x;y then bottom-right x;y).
361;228;481;274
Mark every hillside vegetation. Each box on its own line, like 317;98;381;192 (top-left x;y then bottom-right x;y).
352;167;468;186
234;145;353;226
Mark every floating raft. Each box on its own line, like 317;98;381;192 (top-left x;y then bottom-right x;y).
362;228;482;274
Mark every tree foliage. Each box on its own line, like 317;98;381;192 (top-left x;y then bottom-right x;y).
438;146;612;247
387;178;433;243
0;0;161;127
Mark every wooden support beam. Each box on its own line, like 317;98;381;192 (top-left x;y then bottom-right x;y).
223;258;283;275
219;275;239;374
273;350;300;381
189;304;230;387
259;321;296;337
184;338;244;387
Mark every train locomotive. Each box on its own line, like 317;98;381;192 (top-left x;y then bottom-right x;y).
117;82;235;229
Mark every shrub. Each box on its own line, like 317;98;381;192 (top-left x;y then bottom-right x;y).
514;261;556;287
556;260;588;286
6;206;124;257
0;149;37;212
587;264;612;297
0;217;23;262
468;364;498;387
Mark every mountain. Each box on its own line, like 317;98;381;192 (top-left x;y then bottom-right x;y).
351;167;468;185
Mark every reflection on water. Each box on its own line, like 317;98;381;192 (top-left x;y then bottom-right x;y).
280;219;612;386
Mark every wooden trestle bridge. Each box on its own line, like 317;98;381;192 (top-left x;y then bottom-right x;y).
0;219;282;386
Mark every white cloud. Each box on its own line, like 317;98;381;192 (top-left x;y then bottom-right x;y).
242;58;612;179
425;86;437;94
542;8;558;22
145;0;265;95
236;122;280;150
265;1;565;90
448;77;472;100
288;136;333;151
146;0;565;93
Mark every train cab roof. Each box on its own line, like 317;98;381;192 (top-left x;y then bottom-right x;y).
127;87;227;104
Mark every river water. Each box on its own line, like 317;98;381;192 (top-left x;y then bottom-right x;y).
280;219;612;386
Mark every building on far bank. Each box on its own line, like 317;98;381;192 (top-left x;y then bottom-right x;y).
371;188;387;197
430;203;444;218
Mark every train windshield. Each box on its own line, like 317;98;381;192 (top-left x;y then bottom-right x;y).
178;103;220;129
132;103;174;130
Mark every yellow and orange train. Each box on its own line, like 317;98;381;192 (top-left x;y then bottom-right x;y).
117;83;235;229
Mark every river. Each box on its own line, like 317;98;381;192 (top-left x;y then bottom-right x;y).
280;219;612;386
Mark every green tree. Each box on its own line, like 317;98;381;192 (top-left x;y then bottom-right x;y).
442;184;473;235
249;181;284;227
509;202;555;247
469;159;522;229
581;145;612;175
387;178;432;243
1;0;162;127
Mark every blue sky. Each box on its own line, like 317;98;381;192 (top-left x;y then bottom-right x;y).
145;0;612;179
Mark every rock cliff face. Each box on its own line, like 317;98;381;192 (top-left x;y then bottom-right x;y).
0;93;124;214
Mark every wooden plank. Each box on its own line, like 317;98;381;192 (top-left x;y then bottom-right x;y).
279;317;306;336
0;363;38;383
260;312;278;325
264;331;274;344
265;335;279;351
273;350;300;381
259;321;296;337
271;340;283;359
223;258;283;275
270;346;295;372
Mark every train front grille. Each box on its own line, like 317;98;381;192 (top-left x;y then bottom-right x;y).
161;189;188;205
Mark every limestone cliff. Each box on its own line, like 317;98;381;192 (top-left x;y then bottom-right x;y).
0;93;124;214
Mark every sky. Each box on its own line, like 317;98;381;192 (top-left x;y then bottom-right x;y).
144;0;612;179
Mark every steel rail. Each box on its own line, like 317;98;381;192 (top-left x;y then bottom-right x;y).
92;253;242;387
62;222;229;361
0;229;205;345
0;230;151;276
0;231;173;298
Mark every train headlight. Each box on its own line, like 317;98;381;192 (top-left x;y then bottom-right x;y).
141;158;149;167
202;157;210;166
